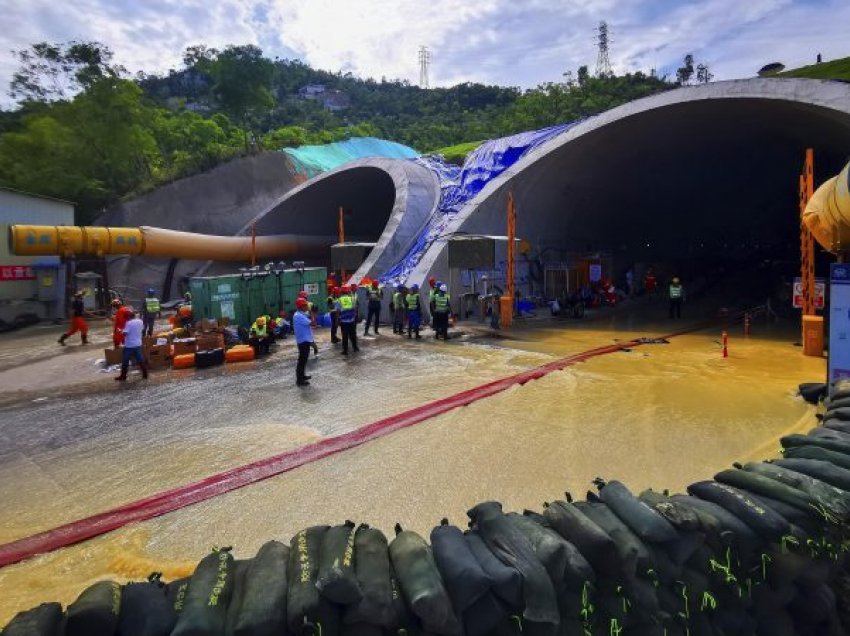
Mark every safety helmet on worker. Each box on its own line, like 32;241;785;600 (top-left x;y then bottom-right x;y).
411;284;419;291
296;298;309;309
341;285;351;293
672;277;680;284
371;280;379;289
350;283;358;291
256;316;266;326
147;288;155;295
440;284;448;292
429;277;436;286
332;286;340;295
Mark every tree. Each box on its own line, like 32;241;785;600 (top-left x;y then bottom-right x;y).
182;44;219;72
676;54;695;86
8;41;125;102
577;66;590;86
696;63;713;84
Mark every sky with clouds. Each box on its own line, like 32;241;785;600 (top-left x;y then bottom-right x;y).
0;0;848;104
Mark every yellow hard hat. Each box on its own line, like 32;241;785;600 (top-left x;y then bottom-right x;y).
672;277;680;284
256;316;266;326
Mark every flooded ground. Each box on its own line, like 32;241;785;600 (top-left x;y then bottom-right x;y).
0;304;824;624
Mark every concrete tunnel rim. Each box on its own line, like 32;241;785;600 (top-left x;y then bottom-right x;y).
404;77;850;285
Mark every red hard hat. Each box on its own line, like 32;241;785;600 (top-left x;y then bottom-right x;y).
342;285;351;292
350;283;358;290
332;286;340;294
429;277;436;285
296;298;308;308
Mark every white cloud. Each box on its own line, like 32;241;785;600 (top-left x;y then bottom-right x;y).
0;0;847;108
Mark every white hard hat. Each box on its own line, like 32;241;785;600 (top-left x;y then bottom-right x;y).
440;284;447;292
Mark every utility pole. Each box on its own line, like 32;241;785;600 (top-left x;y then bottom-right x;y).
418;45;431;88
595;21;612;78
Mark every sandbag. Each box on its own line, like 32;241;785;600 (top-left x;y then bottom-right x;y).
2;603;64;636
775;457;850;492
225;346;255;363
317;521;363;605
745;492;822;535
670;495;761;555
712;468;817;515
389;525;460;635
788;583;836;626
466;501;559;625
343;525;396;628
195;348;225;369
224;560;251;635
118;577;177;636
172;547;235;636
460;591;507;636
340;623;384;636
574;500;653;578
172;353;196;369
638;490;701;531
783;444;850;470
809;426;850;441
781;433;850;455
741;461;850;519
166;577;190;615
824;407;850;422
599;480;679;543
464;531;523;609
66;580;122;636
543;500;619;577
823;419;850;434
799;382;827;404
388;565;414;635
688;479;791;541
506;513;595;591
288;526;339;636
430;522;492;613
825;396;850;410
229;540;289;636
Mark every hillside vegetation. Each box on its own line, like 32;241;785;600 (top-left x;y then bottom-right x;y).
780;56;850;81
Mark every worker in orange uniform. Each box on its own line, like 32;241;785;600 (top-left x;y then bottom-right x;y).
644;268;658;301
111;299;133;348
58;290;89;346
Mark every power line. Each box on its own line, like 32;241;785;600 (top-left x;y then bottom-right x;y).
418;45;431;88
595;21;612;78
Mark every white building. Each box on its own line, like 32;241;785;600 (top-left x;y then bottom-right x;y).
0;188;74;325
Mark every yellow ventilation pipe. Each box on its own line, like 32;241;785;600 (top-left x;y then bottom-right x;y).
8;225;332;260
803;161;850;253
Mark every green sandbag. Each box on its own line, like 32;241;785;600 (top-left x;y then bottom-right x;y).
224;559;251;635
775;458;850;492
781;433;850;455
389;525;460;635
782;444;850;470
166;577;190;614
343;525;396;628
638;490;701;531
172;547;235;636
464;531;523;609
824;419;850;434
825;396;850;410
288;526;340;636
66;580;122;636
543;500;618;577
389;565;414;635
506;513;595;590
118;576;177;636
598;480;679;543
2;602;63;636
670;495;761;556
823;407;850;422
228;541;289;636
317;521;363;605
574;500;653;578
689;479;791;541
741;461;850;519
712;468;817;517
466;501;559;626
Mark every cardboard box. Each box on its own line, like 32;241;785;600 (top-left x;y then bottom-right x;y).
195;333;225;351
145;345;172;371
104;346;123;366
172;339;197;357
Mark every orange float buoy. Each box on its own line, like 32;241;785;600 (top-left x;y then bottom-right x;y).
172;353;196;369
225;346;255;363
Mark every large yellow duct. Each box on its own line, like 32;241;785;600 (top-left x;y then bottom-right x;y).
804;161;850;253
8;225;334;261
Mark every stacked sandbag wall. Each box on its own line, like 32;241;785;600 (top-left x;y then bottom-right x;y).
5;380;850;636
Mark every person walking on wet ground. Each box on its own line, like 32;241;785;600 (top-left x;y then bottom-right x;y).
433;283;451;339
644;268;658;300
392;284;406;335
406;284;423;339
669;276;684;318
327;287;340;344
294;297;313;386
142;288;161;337
337;285;359;355
59;290;89;346
116;311;148;381
364;280;383;336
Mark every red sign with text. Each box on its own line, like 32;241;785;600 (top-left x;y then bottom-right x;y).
0;265;35;281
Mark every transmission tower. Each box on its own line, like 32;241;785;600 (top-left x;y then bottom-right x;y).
595;21;612;77
418;45;431;88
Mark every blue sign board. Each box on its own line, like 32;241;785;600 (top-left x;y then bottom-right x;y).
829;263;850;381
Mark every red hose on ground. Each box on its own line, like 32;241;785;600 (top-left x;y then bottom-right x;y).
0;323;709;568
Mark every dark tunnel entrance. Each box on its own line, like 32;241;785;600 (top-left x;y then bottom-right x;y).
254;166;397;264
498;98;850;301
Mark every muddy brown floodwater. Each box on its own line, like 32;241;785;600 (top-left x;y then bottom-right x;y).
0;318;823;624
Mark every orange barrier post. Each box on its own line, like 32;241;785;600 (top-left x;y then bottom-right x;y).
722;331;729;358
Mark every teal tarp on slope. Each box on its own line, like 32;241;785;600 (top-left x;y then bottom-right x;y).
281;137;419;179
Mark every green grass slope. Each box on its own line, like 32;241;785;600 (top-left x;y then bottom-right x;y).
430;140;483;164
779;56;850;81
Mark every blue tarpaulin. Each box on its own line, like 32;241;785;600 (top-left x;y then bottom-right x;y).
281;137;419;179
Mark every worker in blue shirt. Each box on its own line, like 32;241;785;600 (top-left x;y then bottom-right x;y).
294;297;314;386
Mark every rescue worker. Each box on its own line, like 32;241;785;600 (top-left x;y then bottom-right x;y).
669;276;684;319
328;286;341;344
644;268;658;300
392;284;407;335
433;283;451;340
115;311;148;381
249;315;272;355
406;284;423;339
58;290;89;346
294;297;314;386
177;298;193;335
350;283;361;324
427;277;438;327
364;280;383;335
111;298;133;348
142;287;161;337
183;290;192;303
336;285;359;355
